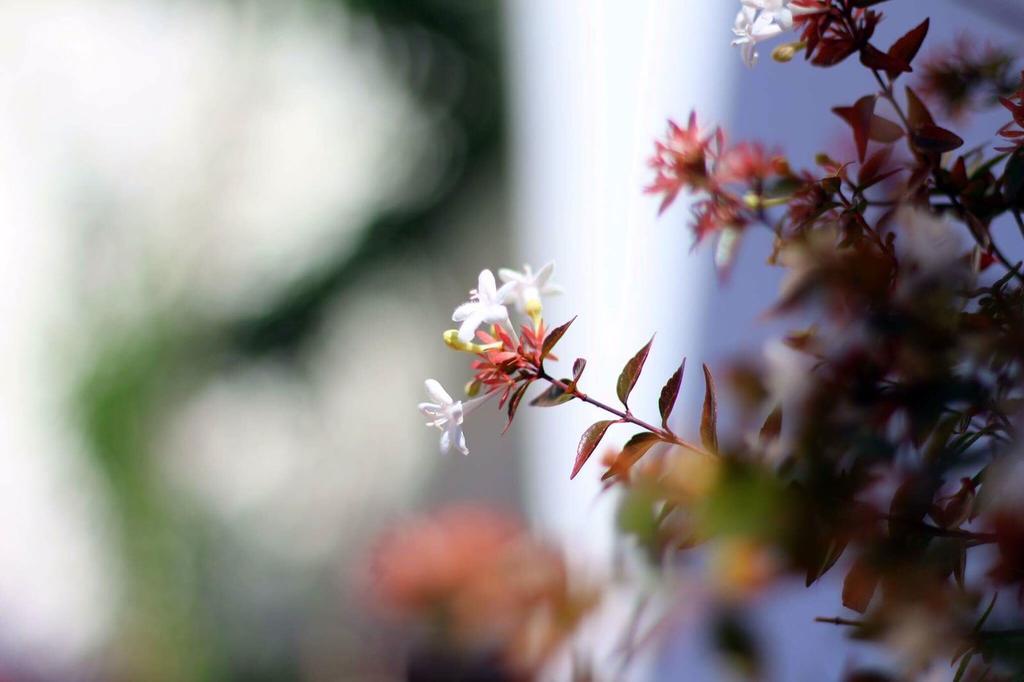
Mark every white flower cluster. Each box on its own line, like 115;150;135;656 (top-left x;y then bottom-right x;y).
732;0;819;68
419;263;562;456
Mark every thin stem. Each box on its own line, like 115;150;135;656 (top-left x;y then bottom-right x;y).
979;629;1024;639
815;617;864;627
871;70;911;131
534;368;709;457
881;514;997;545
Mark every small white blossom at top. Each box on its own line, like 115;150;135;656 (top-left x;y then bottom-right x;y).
733;1;824;67
742;0;794;29
732;6;784;68
498;262;563;316
418;378;484;455
452;269;515;343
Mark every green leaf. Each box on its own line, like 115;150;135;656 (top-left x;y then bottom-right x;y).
616;336;655;407
542;316;577;360
530;380;575;407
700;363;719;452
572;420;617;479
658;359;686;431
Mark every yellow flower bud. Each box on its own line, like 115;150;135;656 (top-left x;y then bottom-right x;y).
771;41;805;63
443;329;502;354
743;193;790;210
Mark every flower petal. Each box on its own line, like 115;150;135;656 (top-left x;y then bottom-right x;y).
452;301;479;322
540;283;564;296
496;281;518;304
458;313;485;343
478;269;497;302
425;379;453;405
418;402;443;416
534;262;555;287
497;267;524;284
455;428;469;456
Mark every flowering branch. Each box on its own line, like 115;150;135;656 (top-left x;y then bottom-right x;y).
401;3;1024;677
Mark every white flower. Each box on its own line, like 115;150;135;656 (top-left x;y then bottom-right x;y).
895;206;964;274
452;269;514;343
733;1;823;66
497;262;563;317
742;0;824;29
742;0;790;20
418;379;485;455
732;6;784;67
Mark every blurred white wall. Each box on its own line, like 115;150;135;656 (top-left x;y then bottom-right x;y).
504;3;737;677
505;0;736;561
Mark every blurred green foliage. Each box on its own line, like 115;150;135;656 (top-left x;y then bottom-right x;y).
231;0;504;357
70;0;505;679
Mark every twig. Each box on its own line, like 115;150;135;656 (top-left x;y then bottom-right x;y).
534;368;710;457
815;616;865;627
881;514;998;545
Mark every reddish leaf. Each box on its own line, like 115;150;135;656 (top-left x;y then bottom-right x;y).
602;432;663;480
529;380;575;407
862;167;902;191
966;212;992;250
760;405;783;443
700;363;719;452
904;86;935;129
658;359;686;431
889;474;941;536
842;555;879;613
858;146;894;190
911;124;964;154
833;95;876;162
504;381;530;433
953;541;967;589
542;316;576;360
616;336;655;407
572;358;587;384
811;37;857;67
860;43;910;75
868;115;904;143
886;18;929;80
572;420;617;479
949;155;968;192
